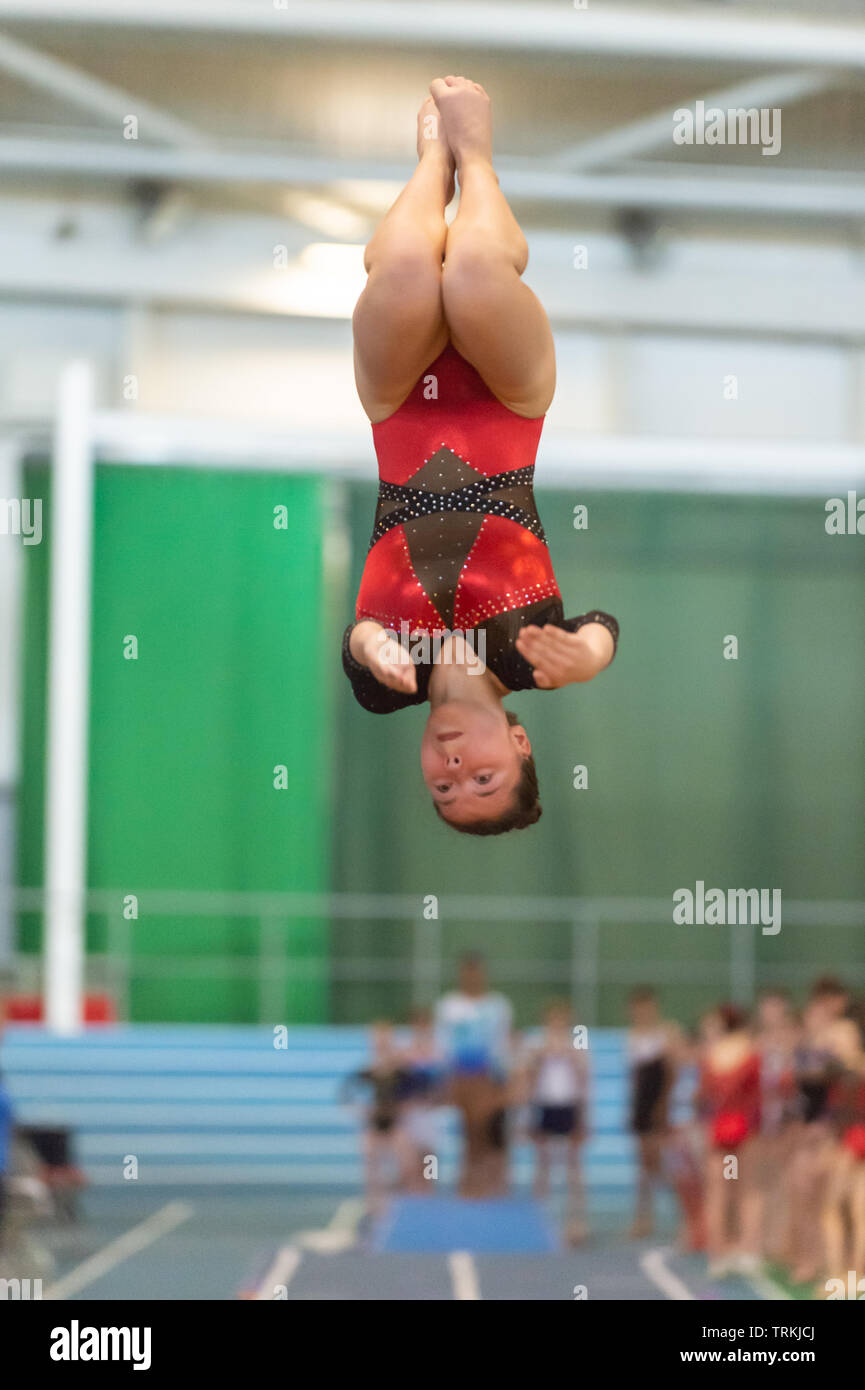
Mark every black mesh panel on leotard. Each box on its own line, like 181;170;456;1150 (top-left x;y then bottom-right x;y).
401;511;484;629
370;452;545;549
368;448;549;627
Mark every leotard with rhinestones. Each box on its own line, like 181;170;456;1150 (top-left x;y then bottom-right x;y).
343;344;619;714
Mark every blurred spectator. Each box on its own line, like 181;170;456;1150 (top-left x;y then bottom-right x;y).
341;1021;411;1214
787;978;854;1283
626;986;683;1238
435;954;513;1198
753;989;798;1265
396;1008;445;1191
0;990;9;1252
819;992;865;1289
697;1003;761;1277
521;1000;589;1243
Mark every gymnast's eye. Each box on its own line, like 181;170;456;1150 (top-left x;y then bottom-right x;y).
476;773;493;785
435;783;451;794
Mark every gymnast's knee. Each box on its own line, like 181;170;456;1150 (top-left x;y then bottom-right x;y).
362;238;443;288
443;232;527;287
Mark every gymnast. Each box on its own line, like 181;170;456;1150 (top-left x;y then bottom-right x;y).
343;77;619;835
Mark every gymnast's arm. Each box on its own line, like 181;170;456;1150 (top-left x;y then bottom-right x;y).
342;622;426;713
514;611;618;689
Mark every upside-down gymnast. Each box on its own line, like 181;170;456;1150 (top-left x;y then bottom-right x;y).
342;77;619;835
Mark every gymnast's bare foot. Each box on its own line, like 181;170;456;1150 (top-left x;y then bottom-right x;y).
417;95;455;204
429;75;493;172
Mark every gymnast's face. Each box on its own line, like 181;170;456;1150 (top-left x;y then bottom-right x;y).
420;702;529;827
758;994;789;1030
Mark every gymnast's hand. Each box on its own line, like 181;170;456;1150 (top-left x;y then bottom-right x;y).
351;621;418;695
515;623;614;689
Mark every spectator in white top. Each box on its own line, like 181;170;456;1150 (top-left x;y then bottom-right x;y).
521;1001;590;1242
435;954;514;1197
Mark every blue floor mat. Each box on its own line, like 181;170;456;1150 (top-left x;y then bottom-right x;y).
371;1195;560;1253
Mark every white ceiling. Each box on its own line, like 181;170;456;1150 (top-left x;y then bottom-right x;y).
0;0;863;230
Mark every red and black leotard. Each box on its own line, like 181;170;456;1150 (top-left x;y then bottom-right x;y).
343;344;619;713
699;1052;761;1149
829;1070;865;1160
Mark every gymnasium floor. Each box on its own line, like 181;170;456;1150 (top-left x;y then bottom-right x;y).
25;1186;797;1302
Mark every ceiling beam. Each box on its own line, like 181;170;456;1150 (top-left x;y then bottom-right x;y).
0;37;371;233
2;136;865;220
0;195;862;339
1;2;865;69
0;29;205;145
553;69;836;171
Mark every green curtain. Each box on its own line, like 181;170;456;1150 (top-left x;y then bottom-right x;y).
18;463;332;1022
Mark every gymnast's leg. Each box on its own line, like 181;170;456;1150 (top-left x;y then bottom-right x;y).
352;97;454;423
434;76;556;419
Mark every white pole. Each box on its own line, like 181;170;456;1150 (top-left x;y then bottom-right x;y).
44;360;94;1035
0;437;22;965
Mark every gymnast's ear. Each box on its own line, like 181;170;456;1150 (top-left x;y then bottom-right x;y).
504;709;531;756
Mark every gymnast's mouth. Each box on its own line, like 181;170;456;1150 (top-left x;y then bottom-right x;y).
436;731;462;742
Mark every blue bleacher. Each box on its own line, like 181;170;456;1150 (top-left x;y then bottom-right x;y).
0;1026;691;1189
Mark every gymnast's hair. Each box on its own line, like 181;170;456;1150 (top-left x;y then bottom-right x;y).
434;711;542;836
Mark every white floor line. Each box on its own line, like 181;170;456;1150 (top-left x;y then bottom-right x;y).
43;1200;194;1300
253;1196;365;1296
297;1198;366;1253
640;1245;696;1301
255;1245;302;1300
330;1198;366;1232
448;1250;481;1301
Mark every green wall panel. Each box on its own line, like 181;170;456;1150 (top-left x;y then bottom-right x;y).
18;464;331;1023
